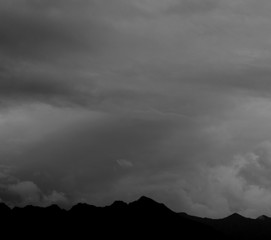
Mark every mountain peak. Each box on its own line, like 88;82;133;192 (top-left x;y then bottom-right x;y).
131;196;165;207
257;215;270;221
137;196;157;203
128;196;173;215
225;213;245;220
110;200;127;208
71;202;97;211
46;204;62;211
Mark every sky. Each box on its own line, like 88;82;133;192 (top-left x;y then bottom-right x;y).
2;0;271;218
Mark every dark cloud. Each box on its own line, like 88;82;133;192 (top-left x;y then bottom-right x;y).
0;0;120;108
0;71;72;104
0;9;108;61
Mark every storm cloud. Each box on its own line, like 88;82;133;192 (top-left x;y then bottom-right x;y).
1;0;271;218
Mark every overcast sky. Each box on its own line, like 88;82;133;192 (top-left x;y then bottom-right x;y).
2;0;271;217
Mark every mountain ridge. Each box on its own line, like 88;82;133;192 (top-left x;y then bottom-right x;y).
0;196;270;239
1;195;271;219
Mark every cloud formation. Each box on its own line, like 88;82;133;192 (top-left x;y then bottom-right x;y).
0;165;68;207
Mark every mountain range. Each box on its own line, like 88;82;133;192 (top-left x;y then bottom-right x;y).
0;196;270;239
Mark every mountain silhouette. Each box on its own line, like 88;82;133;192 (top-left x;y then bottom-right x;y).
224;212;247;221
0;196;271;239
179;210;271;239
257;215;271;221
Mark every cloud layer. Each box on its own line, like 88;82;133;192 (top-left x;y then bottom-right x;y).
1;0;271;217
